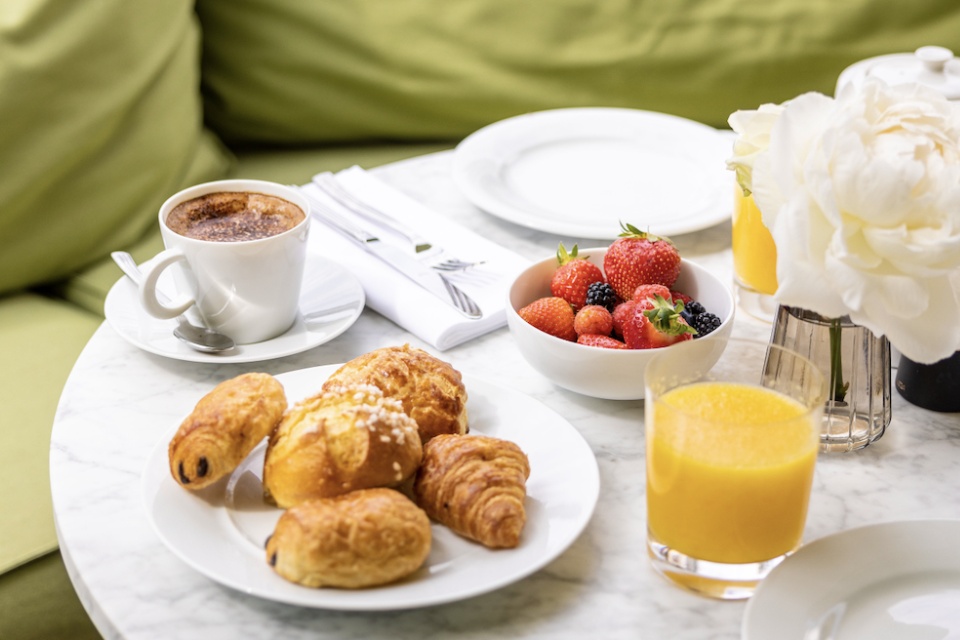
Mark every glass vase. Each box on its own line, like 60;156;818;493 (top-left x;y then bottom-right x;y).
769;306;891;452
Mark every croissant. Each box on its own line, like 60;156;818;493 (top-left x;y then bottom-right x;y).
262;383;422;508
266;488;431;589
321;344;468;443
413;434;530;549
168;372;286;490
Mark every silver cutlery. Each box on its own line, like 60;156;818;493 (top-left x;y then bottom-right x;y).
111;251;236;353
311;173;483;272
303;193;483;319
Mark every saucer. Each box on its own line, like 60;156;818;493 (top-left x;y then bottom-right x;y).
104;253;365;363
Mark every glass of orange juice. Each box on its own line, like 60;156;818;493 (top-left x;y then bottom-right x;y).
732;187;779;322
644;337;826;599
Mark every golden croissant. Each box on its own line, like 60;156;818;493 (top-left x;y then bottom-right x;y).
168;372;286;490
413;434;530;549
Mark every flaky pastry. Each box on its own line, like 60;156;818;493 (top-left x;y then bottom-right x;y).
266;488;431;589
321;344;468;443
413;433;530;549
168;372;286;490
262;383;422;508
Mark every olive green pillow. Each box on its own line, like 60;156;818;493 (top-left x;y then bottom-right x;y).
196;0;960;145
0;0;231;295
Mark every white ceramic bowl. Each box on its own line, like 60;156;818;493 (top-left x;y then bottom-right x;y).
506;247;735;400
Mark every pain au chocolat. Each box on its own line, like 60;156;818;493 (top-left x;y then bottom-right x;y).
168;372;286;490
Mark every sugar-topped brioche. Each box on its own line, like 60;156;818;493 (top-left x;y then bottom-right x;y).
262;383;422;508
322;344;468;443
169;372;286;490
266;488;431;589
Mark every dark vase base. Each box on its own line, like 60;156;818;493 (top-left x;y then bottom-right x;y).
895;352;960;413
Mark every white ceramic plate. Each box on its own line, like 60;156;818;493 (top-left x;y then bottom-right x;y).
142;365;600;611
453;107;734;239
743;520;960;640
105;253;365;364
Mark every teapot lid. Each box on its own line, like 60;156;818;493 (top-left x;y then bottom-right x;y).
835;46;960;100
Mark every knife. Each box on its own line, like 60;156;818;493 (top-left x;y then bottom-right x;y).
302;191;482;319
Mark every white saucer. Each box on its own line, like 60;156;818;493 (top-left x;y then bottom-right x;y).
142;365;600;610
743;520;960;640
453;107;734;239
104;253;365;363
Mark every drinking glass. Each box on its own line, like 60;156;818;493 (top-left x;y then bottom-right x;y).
644;337;826;599
732;188;778;322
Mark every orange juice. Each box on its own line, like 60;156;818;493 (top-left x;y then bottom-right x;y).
647;381;817;564
732;189;778;295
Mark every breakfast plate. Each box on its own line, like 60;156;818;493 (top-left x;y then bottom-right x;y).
104;253;365;364
141;364;601;610
452;107;734;239
742;520;960;640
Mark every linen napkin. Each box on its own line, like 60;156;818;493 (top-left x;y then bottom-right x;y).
299;166;530;351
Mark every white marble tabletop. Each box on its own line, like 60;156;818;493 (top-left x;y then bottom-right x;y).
51;151;960;640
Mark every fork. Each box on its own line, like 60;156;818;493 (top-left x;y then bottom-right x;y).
311;173;482;272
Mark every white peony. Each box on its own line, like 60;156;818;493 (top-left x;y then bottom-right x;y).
729;80;960;364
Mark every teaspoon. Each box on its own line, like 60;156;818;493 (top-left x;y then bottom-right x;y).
111;251;236;354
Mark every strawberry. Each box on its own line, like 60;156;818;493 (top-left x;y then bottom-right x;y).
632;283;672;304
621;295;697;349
577;334;628;349
603;222;682;299
518;296;577;341
550;243;605;309
670;290;693;306
611;299;638;338
574;305;614;337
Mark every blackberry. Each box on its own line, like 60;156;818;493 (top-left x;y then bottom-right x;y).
585;282;618;312
685;300;705;316
691;312;722;337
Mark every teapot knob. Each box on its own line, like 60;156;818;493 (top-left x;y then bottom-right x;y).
915;46;954;73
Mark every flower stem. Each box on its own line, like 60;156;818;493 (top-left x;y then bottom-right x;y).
828;318;848;403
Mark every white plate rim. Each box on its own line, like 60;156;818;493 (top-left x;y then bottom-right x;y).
105;253;365;364
141;364;601;611
742;519;960;640
452;107;733;239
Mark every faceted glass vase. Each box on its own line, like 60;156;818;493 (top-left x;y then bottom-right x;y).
769;306;892;452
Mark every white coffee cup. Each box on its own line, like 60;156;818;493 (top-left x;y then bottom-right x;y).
139;179;310;344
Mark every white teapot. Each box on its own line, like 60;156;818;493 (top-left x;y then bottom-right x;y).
835;45;960;99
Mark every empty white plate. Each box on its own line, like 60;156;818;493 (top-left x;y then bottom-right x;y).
453;107;734;239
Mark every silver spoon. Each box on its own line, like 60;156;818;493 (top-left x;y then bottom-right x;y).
111;251;236;354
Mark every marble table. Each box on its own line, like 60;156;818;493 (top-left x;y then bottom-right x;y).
51;151;960;639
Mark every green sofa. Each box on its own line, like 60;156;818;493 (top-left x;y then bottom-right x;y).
3;1;959;636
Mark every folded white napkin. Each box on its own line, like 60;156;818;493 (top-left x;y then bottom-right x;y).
299;166;530;351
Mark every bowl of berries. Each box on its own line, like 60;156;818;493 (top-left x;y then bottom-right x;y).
506;224;734;400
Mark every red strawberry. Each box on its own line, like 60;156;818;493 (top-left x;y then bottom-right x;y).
574;305;614;337
622;295;697;349
670;290;693;306
550;243;605;309
603;222;681;299
577;334;628;349
518;296;577;341
611;299;638;338
632;283;672;304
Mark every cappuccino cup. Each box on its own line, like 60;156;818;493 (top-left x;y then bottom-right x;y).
139;179;310;344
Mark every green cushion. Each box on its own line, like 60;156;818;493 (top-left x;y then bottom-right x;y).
54;141;454;317
196;0;960;144
0;294;101;573
0;552;100;640
0;0;232;295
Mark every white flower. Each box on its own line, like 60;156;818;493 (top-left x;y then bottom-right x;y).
727;103;784;195
730;80;960;364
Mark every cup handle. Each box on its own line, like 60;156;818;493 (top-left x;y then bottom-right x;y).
138;249;196;319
